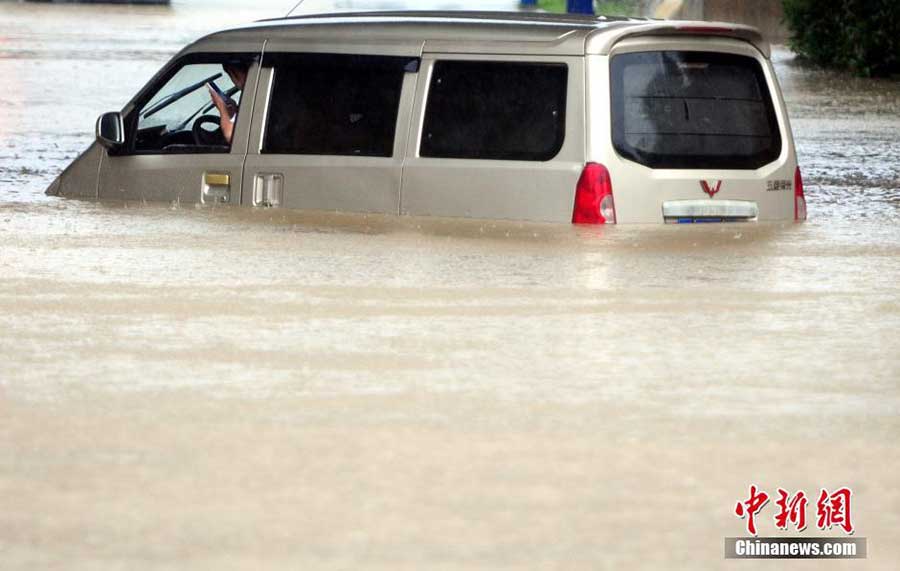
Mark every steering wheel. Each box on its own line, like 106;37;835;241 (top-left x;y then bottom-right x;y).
192;115;224;146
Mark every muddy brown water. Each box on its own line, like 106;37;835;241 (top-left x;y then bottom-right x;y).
1;2;899;569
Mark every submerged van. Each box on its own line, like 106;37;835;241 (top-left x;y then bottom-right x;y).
47;11;807;224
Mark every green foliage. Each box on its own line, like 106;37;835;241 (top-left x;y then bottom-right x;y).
536;0;567;11
595;0;639;16
782;0;900;77
537;0;639;17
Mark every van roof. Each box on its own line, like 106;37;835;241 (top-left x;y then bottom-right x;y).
198;10;769;59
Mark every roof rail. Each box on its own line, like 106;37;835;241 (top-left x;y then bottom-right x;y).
258;10;644;26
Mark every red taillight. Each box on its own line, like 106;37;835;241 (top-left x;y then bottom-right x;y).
573;162;616;224
794;166;807;221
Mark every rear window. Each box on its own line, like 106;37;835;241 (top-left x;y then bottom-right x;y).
611;51;782;170
262;54;410;157
421;61;567;161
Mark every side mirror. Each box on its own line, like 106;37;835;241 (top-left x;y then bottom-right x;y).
96;112;124;149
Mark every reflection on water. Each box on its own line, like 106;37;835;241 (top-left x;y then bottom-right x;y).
1;2;899;569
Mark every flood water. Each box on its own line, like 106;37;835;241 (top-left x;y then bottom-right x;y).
1;1;899;569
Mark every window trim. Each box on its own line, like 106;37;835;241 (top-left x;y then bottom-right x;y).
418;60;569;163
118;52;260;157
609;50;783;170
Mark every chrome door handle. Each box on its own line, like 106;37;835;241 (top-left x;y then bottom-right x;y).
252;173;284;207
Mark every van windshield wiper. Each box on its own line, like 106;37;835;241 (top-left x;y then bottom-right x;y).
173;84;240;132
142;73;223;119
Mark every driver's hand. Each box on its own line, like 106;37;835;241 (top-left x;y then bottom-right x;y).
207;84;237;144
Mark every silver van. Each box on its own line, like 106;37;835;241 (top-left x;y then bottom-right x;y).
47;11;807;224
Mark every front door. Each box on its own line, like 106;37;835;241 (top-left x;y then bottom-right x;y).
98;50;262;205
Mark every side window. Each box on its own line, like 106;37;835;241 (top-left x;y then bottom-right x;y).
262;54;411;157
132;55;254;154
420;61;568;161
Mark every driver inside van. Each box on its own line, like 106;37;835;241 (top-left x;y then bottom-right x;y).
206;63;248;144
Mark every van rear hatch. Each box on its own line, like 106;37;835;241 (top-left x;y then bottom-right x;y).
596;37;797;223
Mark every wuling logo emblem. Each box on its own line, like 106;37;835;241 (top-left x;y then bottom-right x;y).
700;180;723;198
